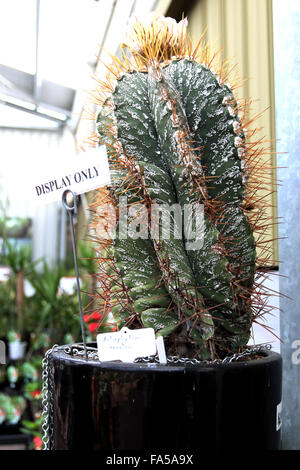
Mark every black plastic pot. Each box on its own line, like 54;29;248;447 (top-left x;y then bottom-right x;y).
48;348;282;450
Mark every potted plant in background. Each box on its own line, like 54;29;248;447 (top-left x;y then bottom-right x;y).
6;331;26;362
0;240;34;361
0;277;15;341
44;14;282;451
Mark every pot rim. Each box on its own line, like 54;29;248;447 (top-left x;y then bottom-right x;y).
49;344;281;373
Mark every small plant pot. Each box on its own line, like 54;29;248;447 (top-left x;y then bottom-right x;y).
8;341;27;361
47;347;282;450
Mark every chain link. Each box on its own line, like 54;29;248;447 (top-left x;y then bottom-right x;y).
41;344;60;450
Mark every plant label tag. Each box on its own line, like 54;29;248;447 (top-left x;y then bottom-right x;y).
156;336;167;364
97;327;157;363
31;146;110;204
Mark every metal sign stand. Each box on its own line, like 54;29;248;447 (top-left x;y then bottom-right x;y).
62;189;87;359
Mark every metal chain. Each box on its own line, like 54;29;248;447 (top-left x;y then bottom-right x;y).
134;344;272;365
41;344;59;450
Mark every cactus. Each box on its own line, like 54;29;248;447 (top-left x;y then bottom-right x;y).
90;15;273;360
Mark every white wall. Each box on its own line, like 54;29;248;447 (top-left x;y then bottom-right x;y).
0;127;75;266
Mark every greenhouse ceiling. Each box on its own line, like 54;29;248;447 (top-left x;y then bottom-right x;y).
0;0;158;131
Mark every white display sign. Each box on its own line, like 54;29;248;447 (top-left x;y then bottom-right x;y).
31;146;110;204
97;327;157;363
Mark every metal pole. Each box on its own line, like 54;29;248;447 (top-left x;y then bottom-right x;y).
62;189;87;359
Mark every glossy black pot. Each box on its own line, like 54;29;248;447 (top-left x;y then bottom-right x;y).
48;347;282;450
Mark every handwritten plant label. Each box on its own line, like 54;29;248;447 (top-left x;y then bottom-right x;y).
32;146;110;204
97;327;157;363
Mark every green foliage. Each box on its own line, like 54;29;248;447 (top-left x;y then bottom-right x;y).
0;281;16;336
0;393;26;425
0;238;32;274
27;262;81;343
20;417;43;438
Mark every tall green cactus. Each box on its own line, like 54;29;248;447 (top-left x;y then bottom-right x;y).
91;15;269;360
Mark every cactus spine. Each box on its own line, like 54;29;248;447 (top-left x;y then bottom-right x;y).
90;15;274;360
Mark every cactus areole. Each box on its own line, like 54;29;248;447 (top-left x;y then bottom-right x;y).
91;15;271;361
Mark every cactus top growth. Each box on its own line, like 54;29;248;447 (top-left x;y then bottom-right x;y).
90;14;275;360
